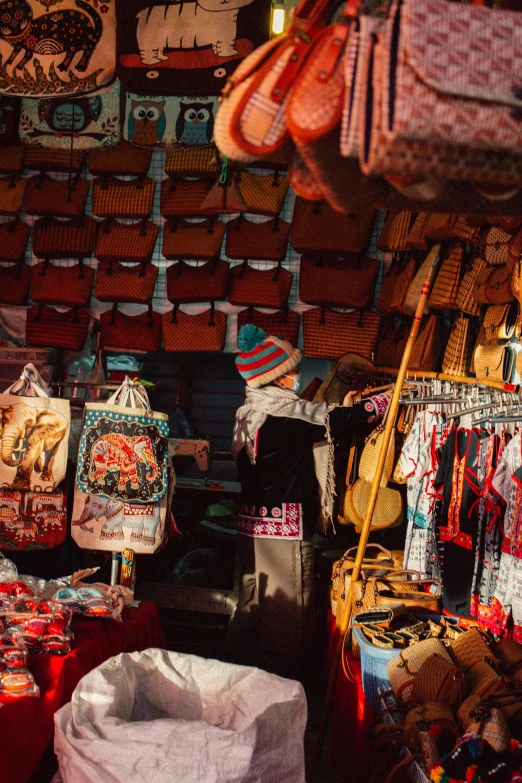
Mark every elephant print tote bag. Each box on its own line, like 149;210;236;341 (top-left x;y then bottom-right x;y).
76;377;169;504
0;483;67;550
0;366;70;492
116;0;271;96
124;93;219;147
71;470;173;553
0;0;116;97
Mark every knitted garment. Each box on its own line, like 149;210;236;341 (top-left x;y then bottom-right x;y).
235;325;301;388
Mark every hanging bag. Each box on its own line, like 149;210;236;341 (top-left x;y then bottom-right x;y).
0;176;25;216
30;261;95;308
100;305;162;354
166;259;230;304
76;377;169;504
163;219;226;261
403;245;441;316
299;254;379;309
92;176;156;219
89;143;152;177
225;216;290;261
94;219;159;265
457;255;488;316
32;216;97;261
24;175;90;217
442;316;472;376
25;305;90;350
303;307;381;360
228;261;293;309
237;307;300;347
162;305;227;353
473;342;517;384
483;302;520;343
428;244;465;311
457;695;511;753
0;262;30;305
290;197;376;254
95;262;158;304
0;219;30;264
409;314;441;373
165;146;220;180
0;482;69;551
387;639;453;707
24;147;87;174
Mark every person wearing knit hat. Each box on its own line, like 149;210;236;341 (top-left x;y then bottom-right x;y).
224;324;391;686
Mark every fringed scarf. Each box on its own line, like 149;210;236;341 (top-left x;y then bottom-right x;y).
232;386;337;531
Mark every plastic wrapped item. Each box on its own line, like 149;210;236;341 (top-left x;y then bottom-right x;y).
4;599;73;655
0;635;39;703
53;587;114;620
0;555;17;583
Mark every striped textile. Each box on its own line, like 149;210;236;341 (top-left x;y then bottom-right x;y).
32;216;97;259
94;219;159;263
95;261;158;304
92;176;155;219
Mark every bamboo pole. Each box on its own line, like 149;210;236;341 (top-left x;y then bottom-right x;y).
313;255;440;771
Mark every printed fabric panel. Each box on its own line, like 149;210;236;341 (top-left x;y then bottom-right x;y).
124;94;219;146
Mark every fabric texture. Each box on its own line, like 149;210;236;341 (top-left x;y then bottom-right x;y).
303;307;381;361
100;307;162;353
234;327;301;388
94;219;159;263
161;307;227;352
24;175;90;217
92;176;155;219
95;261;158;304
32;216;97;259
228;262;293;309
26;305;89;349
162;218;225;261
124;94;219;147
30;261;95;307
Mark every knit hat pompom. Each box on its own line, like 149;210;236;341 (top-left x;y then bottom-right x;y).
237;324;266;353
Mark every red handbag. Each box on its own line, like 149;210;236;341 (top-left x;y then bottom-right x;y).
237;307;301;346
162;305;227;353
228;261;293;308
162;219;226;261
0;263;30;305
299;255;380;309
160;179;215;219
0;176;26;217
303;307;381;360
24;175;90;218
166;260;230;304
291;198;377;254
30;262;95;307
95;262;158;304
225;216;290;261
0;220;30;263
32;217;98;260
0;146;25;175
24;147;87;174
100;305;162;354
88;143;152;177
92;176;156;219
26;305;90;350
94;219;159;265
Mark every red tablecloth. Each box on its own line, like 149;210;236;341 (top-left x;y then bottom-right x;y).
0;601;164;783
327;610;374;783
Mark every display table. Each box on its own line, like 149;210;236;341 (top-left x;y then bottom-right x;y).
0;601;164;783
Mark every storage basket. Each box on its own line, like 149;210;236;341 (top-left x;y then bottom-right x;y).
352;626;401;707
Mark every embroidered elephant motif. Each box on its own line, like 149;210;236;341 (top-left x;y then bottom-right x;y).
88;432;159;493
75;493;160;545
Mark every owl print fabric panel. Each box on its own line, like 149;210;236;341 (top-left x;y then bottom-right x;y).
124;93;218;147
0;0;116;97
116;0;271;96
19;79;120;149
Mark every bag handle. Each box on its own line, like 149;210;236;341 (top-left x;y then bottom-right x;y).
106;376;151;411
3;363;50;397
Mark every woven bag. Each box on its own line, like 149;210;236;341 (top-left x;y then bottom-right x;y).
375;577;442;613
374;319;409;369
290;198;377;255
387;639;453;706
451;630;500;673
23;147;87;174
349;569;419;617
376;261;400;316
482;227;512;266
237;308;301;347
424;213;457;241
403;245;441;317
358;425;395;488
89;143;152;177
409;314;441;372
159;179;212;219
442;316;471;376
344;479;403;534
472;264;516;306
228;261;293;309
457;695;511;753
412;655;466;708
30;262;94;307
331;543;397;615
236;171;289;217
377;211;399;252
0;146;25;175
100;306;162;354
162;306;227;353
497;638;522;677
287;147;325;202
406;212;431;251
32;217;97;260
165;146;219;180
0;176;25;217
92;177;156;219
457;256;488;316
465;661;513;699
26;306;89;350
166;260;230;304
453;216;484;243
94;219;159;265
200;175;248;215
225;217;290;261
428;245;464;310
0;220;30;263
509;227;522;263
303;307;381;361
389;257;417;315
24;175;90;217
404;703;459;768
0;263;30;305
474;342;517;384
163;219;226;262
299;254;380;309
498;216;522;232
483;302;519;343
95;262;158;304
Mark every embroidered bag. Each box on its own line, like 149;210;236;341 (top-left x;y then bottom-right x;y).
88;142;152;177
428;244;465;311
299;254;379;309
76;376;169;504
19;81;121;150
23;146;87;173
30;261;94;307
26;305;90;350
0;364;70;492
32;216;97;260
94;219;159;265
162;305;227;352
228;261;293;308
162;218;225;261
0;219;29;263
24;175;90;217
457;255;488;316
92;176;156;219
95;261;158;304
303;307;381;361
166;259;229;304
116;0;271;97
123;94;219;147
290;198;377;255
237;307;300;347
100;305;162;354
0;484;68;550
0;175;25;216
409;315;441;373
0;262;30;304
225;216;290;261
0;0;116;98
164;145;220;180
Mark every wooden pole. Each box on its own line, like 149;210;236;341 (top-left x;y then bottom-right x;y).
312;254;440;771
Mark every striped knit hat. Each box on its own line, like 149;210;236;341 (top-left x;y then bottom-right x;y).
235;325;302;388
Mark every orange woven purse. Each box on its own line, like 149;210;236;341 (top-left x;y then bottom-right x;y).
226;217;290;261
228;261;293;309
299;254;379;309
303;307;381;360
162;305;227;353
162;219;226;262
237;307;301;347
95;262;158;305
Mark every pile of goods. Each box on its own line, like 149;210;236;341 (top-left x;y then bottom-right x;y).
0;635;38;703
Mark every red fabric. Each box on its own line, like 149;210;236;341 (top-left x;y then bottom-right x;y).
0;601;163;783
327;610;374;783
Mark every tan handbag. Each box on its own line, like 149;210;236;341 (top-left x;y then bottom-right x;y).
344;479;403;534
331;543;398;616
404;703;459;770
388;639;453;706
302;307;381;361
457;255;488;316
450;629;500;673
482;227;512;266
403;245;441;317
377;211;414;253
424;213;457;240
442;316;472;377
428;245;464;310
375;577;442;614
465;661;513;699
473;262;518;306
358;425;395;488
409;315;441;373
483;302;520;344
496;638;522;677
457;695;511;753
412;655;466;708
452;215;485;243
474;342;517;384
389;257;418;315
406;211;431;251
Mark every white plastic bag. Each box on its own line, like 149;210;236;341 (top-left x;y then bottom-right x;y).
54;649;307;783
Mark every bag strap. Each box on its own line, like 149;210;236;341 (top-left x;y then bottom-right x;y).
3;363;50;397
106;376;151;411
